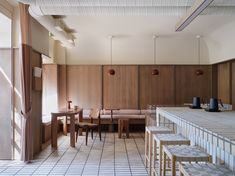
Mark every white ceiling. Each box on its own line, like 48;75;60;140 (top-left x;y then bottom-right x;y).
15;0;234;42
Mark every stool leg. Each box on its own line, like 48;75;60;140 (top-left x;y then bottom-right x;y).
163;151;166;176
118;120;121;138
159;142;163;176
149;132;152;175
145;130;148;167
172;155;176;176
152;139;156;176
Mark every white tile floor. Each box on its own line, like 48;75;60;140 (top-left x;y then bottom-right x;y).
0;132;148;176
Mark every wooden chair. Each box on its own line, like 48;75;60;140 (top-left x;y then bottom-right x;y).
75;108;101;145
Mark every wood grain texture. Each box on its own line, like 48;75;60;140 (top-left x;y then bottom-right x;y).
139;65;175;108
58;65;67;109
42;64;58;115
103;65;138;109
232;61;235;110
217;62;231;104
67;65;102;109
31;50;42;155
175;65;212;105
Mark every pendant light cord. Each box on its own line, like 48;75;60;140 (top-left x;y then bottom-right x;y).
110;36;113;68
153;36;156;65
197;36;201;65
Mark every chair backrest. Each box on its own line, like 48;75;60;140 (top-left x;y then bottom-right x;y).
89;108;100;123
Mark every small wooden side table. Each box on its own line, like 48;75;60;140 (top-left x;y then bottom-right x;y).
118;118;129;138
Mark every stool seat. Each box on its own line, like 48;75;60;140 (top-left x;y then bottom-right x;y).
179;163;235;176
154;134;190;144
152;134;190;176
163;145;210;162
146;126;173;133
162;145;212;176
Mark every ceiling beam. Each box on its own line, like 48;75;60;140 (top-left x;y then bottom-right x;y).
175;0;214;32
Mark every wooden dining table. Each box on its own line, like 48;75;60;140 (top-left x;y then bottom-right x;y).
51;108;83;149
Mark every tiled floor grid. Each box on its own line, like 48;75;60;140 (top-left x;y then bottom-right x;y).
0;132;148;176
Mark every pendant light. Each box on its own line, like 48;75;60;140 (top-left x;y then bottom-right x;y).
195;35;203;76
108;35;115;75
152;35;159;75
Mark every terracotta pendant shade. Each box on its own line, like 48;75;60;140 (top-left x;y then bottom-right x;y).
108;68;115;75
152;35;159;76
152;68;159;75
195;69;203;76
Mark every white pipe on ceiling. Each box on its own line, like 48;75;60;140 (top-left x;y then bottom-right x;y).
28;5;74;47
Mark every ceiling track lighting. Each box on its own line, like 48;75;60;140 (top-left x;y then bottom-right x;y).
152;35;159;75
108;35;115;75
175;0;214;31
195;35;203;76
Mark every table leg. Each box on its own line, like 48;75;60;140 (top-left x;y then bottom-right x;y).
51;115;58;149
79;111;83;136
63;116;67;136
70;114;75;147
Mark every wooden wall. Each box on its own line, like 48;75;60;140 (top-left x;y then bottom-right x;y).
58;65;67;110
175;66;212;105
103;66;138;109
232;61;235;110
31;50;42;155
139;65;175;108
57;65;213;109
42;64;58;115
217;62;231;104
67;65;102;109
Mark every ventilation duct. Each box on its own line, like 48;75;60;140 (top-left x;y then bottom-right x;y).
17;4;74;47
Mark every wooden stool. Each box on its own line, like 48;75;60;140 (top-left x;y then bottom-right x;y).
152;134;191;176
179;163;235;176
163;145;212;176
118;118;129;138
145;126;174;175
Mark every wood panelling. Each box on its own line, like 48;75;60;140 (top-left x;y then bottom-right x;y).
67;65;102;109
175;65;212;105
42;64;58;115
31;50;42;155
139;65;175;108
103;66;138;109
58;65;67;109
211;65;218;98
218;62;231;104
232;61;235;110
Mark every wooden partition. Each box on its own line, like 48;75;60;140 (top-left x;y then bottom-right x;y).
67;65;102;109
139;65;175;108
103;65;138;109
31;50;42;155
232;61;235;109
217;62;231;104
42;64;58;115
175;65;212;105
58;65;67;109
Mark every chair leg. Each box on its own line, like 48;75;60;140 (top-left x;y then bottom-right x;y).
75;128;78;142
99;126;101;141
85;128;89;145
91;129;93;139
